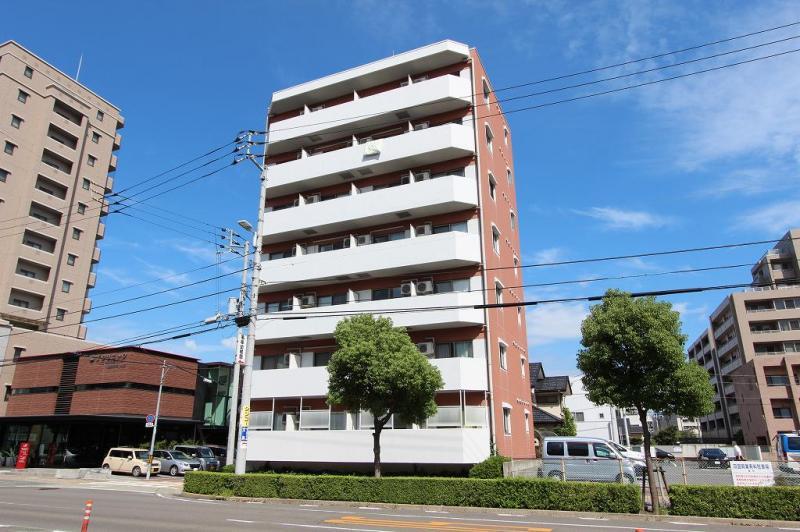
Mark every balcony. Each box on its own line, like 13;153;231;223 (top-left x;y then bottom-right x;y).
256;290;484;343
113;133;122;151
265;123;475;196
261;230;481;292
246;426;490;465
108;154;118;172
268;74;472;147
87;272;97;288
92;247;101;263
82;298;92;313
96;222;105;240
262;174;478;244
716;337;738;358
252;356;488;398
105;176;114;193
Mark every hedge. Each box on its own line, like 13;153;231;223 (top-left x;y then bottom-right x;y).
670;485;800;521
469;455;510;478
184;472;640;513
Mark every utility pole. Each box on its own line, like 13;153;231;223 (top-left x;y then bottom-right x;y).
146;360;168;480
235;131;267;475
226;237;250;466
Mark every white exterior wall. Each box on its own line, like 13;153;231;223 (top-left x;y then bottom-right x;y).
564;376;621;443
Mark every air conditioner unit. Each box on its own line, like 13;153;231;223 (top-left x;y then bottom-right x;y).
300;294;316;308
416;223;432;236
413;122;429;131
356;234;371;246
400;174;411;185
305;194;321;204
414;171;431;181
416;341;435;356
400;281;414;296
305;244;319;254
416;280;434;295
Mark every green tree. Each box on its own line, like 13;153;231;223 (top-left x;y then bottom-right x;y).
553;407;577;436
327;314;444;477
653;425;687;445
577;289;714;512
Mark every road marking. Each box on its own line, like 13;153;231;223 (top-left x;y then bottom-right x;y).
300;504;320;507
578;517;609;521
425;510;449;514
669;523;705;526
497;513;525;517
227;519;258;524
359;506;382;510
325;515;553;531
279;524;389;532
156;493;218;504
778;529;800;531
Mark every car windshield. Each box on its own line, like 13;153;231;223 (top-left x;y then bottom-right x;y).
786;437;800;452
611;442;627;453
170;451;191;460
198;448;214;458
704;449;724;457
134;451;149;460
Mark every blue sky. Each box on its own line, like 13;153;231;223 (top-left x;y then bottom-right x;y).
4;1;800;375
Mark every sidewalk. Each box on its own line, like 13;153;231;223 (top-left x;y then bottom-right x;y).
0;467;184;494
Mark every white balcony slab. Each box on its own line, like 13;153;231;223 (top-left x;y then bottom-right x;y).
262;174;478;244
247;427;490;464
268;74;472;149
256;291;485;343
261;230;481;292
265;123;475;197
252;356;487;399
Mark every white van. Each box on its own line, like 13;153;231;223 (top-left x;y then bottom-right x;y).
541;436;640;483
102;448;160;477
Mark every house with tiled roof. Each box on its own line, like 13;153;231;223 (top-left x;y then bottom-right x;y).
529;362;572;432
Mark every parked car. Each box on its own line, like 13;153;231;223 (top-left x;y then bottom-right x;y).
205;445;227;461
102;448;160;477
697;448;730;468
173;445;220;471
153;450;202;476
655;448;675;460
541;437;640;483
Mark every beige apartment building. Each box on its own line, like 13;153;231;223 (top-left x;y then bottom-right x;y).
688;229;800;446
0;41;123;414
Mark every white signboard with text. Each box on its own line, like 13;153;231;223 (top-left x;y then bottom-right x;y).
730;461;774;487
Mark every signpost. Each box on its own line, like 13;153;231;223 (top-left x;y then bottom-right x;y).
145;414;155;428
731;461;775;486
15;442;30;470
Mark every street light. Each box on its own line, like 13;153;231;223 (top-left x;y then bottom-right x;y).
237;219;254;232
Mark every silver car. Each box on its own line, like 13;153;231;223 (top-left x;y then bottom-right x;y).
153;450;202;476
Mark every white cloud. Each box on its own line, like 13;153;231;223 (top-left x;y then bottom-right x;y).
184;339;198;351
673;301;709;318
527;302;589;346
220;336;237;349
734;199;800;234
527;247;566;265
574;207;675;230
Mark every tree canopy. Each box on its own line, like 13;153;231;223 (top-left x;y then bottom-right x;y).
553;407;577;437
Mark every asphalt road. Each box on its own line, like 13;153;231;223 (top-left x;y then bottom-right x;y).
0;476;795;532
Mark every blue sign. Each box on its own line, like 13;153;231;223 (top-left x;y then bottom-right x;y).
146;414;155;423
240;427;248;442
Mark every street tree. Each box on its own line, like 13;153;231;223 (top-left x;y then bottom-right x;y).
577;289;714;512
554;407;577;436
327;314;444;477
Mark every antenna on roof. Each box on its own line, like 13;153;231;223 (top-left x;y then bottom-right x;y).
75;53;83;81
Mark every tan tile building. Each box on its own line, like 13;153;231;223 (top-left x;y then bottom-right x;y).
688;229;800;446
0;41;123;415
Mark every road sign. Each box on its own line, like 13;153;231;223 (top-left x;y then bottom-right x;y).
145;414;155;428
241;405;250;428
240;427;248;449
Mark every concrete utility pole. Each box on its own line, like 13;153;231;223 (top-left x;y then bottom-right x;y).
226;238;250;466
234;132;267;475
146;360;168;480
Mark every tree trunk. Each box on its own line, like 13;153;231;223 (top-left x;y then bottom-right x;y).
372;424;382;478
639;408;659;513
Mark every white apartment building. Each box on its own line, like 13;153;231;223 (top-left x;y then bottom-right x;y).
246;41;534;471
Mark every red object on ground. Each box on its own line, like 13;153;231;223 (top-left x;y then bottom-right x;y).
15;442;30;469
80;499;93;532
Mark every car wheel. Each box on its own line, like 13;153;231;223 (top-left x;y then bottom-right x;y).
102;464;110;470
547;471;564;481
169;465;179;477
132;466;142;478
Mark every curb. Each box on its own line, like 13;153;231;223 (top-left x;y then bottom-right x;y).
178;491;800;528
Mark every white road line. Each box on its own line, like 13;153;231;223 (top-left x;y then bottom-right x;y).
497;513;525;517
299;504;319;507
669;522;705;526
279;524;390;532
156;493;218;504
358;506;381;510
227;519;258;524
424;510;449;514
778;528;800;531
579;517;609;521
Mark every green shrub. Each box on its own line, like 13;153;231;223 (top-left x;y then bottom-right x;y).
219;464;235;473
468;455;510;478
184;472;640;513
670;485;800;520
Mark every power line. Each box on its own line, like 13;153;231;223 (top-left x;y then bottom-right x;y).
112;209;223;247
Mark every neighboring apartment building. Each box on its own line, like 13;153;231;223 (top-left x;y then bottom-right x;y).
688;229;800;446
529;362;571;433
248;40;534;471
0;41;123;414
565;376;624;443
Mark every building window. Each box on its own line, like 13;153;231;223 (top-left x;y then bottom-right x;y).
67;253;77;266
766;375;790;386
97;110;104;121
510;211;516;231
488;172;496;200
61;280;72;293
0;168;8;182
55;308;66;321
773;407;792;419
24;66;33;78
499;341;507;370
4;142;17;155
72;228;82;240
11;298;29;309
495;281;503;304
18;90;29;103
502;406;512;434
517;306;522;324
12;347;25;361
87;155;96;167
485;125;493;154
482;78;490;106
599;412;605;419
11;115;23;129
520;356;526;378
574;411;585;422
3;384;10;402
77;203;86;215
82;178;91;190
524;410;530;433
91;132;100;144
492;226;501;254
513;256;519;277
504;127;509;145
507;168;512;184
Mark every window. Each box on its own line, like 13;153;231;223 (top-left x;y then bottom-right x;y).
87;155;96;167
96;110;104;121
524;411;530;433
61;280;72;293
82;178;91;190
4;142;17;155
485;125;493;154
517;306;522;324
55;308;66;321
433;278;470;294
432;221;468;234
3;384;10;402
546;441;564;456
317;293;347;307
507;168;512;184
24;66;33;78
593;443;614;458
574;411;585;422
499;342;507;370
18;90;29;103
492;226;501;254
599;412;605;419
567;442;590;457
0;168;8;182
91;132;100;144
434;341;473;359
313;352;332;367
495;281;503;304
502;406;512;434
12;347;25;361
266;299;292;312
520;357;526;378
11;115;22;129
773;407;792;419
67;254;77;266
77;203;86;214
488;172;496;199
482;79;490;106
18;268;35;278
513;256;519;277
503;127;509;145
510;211;516;231
72;228;82;240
